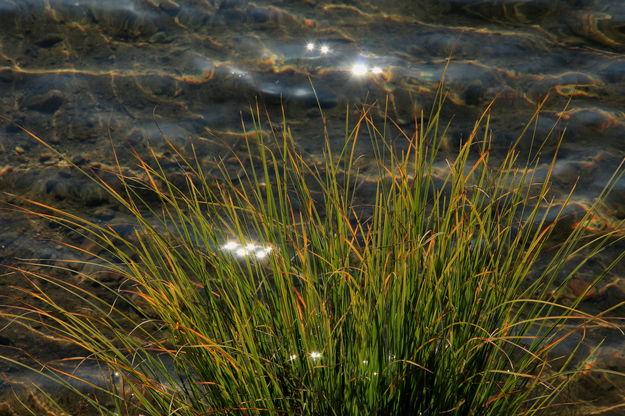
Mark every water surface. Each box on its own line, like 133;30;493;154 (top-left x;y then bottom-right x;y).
1;1;625;414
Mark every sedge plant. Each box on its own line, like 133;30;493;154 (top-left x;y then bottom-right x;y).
1;94;624;415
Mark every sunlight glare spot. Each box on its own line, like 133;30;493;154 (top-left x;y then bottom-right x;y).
256;247;273;259
221;239;273;260
306;42;315;51
351;63;368;77
309;351;322;360
221;241;239;251
320;45;330;54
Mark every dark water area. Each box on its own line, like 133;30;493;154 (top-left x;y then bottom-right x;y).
0;0;624;414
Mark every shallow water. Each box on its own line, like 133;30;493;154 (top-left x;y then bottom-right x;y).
0;0;624;414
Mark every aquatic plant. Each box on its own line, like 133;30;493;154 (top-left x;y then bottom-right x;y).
1;93;624;416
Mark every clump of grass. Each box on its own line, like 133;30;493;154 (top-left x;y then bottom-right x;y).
1;95;624;416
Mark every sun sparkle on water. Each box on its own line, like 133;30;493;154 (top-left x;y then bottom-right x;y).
351;63;368;76
220;240;273;259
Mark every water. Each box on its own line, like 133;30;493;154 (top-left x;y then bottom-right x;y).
0;0;624;414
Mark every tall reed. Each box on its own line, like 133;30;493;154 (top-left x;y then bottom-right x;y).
1;95;624;415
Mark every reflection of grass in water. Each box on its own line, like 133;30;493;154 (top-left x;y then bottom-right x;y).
1;92;624;416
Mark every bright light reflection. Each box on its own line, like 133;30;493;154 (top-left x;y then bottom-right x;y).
254;247;272;260
309;351;322;360
220;240;273;260
221;241;239;251
351;63;385;77
306;42;315;51
320;45;330;54
351;63;368;76
289;354;298;361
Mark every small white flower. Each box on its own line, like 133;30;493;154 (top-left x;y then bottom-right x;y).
309;351;322;360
